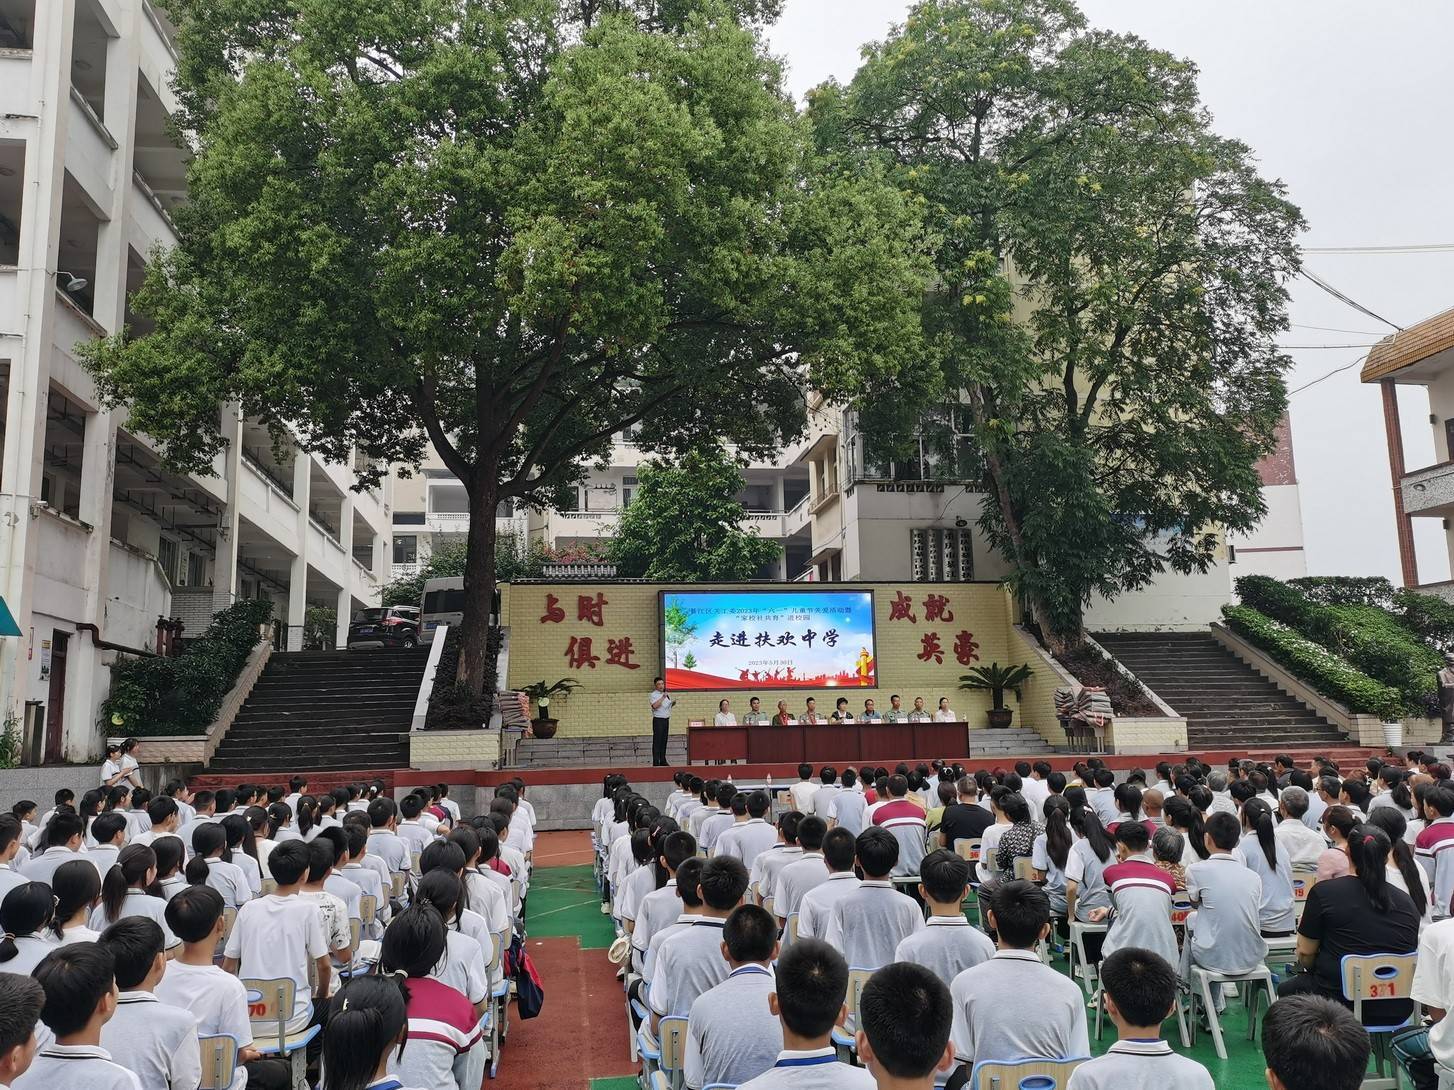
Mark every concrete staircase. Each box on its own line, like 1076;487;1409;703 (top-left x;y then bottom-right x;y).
511;735;689;769
1094;631;1349;750
207;648;430;774
969;724;1056;757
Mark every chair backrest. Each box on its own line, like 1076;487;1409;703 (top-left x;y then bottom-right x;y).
214;906;238;957
1341;952;1418;1025
197;1034;239;1090
1291;865;1318;902
260;878;277;897
659;1015;689;1074
954;839;982;866
489;928;508;977
972;1056;1088;1089
358;894;378;926
1013;857;1036;881
348;917;361;950
1169;890;1193;926
242;977;296;1053
410;850;422;875
390;871;406;898
838;967;873;1031
785;913;799;947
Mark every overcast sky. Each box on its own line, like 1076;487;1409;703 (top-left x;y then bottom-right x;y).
765;0;1454;584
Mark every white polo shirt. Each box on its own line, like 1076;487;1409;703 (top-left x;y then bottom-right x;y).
796;872;861;940
1412;917;1454;1072
893;915;995;989
101;992;201;1090
88;890;179;949
157;960;254;1090
734;1048;876;1090
12;1043;140;1090
648;917;730;1017
223;893;329;1032
822;881;923;970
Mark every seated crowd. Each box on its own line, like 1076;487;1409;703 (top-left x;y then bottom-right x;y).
0;773;535;1090
596;750;1454;1090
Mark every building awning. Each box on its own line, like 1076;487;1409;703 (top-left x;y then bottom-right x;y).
1361;305;1454;383
0;597;20;638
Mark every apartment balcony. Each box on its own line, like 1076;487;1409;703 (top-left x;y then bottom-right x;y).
426;511;471;535
550;510;622;538
742;511;786;538
783;495;811;537
391;562;422;580
1401;461;1454;517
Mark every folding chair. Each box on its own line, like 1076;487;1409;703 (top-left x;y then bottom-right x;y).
783;913;800;950
831;968;874;1059
954;839;983;923
358;894;378;929
1342;952;1420;1090
1183;963;1274;1060
1291;865;1317;925
390;871;406;900
1013;857;1037;881
488;927;512;1076
243;977;321;1090
197;1034;239;1090
970;1057;1087;1089
637;1015;689;1090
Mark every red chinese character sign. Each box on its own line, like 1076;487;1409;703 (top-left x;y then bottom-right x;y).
917;632;944;664
954;631;981;666
539;594;565;624
565;635;599;670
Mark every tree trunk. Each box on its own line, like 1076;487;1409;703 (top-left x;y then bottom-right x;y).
457;475;500;694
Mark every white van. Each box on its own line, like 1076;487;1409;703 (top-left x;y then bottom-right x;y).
420;576;465;644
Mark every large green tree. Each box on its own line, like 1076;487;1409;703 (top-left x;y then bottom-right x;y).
84;0;928;691
609;445;782;580
818;0;1304;651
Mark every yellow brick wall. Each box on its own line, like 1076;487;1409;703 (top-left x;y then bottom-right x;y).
504;582;1041;738
410;730;502;769
1006;619;1073;748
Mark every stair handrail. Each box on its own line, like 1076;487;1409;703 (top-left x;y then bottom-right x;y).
411;626;450;732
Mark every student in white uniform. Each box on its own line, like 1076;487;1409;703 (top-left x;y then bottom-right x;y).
221;841;330;1040
649;856;750;1031
715;791;780;869
0;972;45;1088
947;880;1089;1088
894;850;994;988
412;872;489;1015
367;798;412;889
683;904;783;1090
0;883;57;976
796;829;861;941
51;859;103;946
100;743;126;789
0;815;28;902
397;795;435;858
632;831;698;972
857;962;956;1090
823;828;922;972
752;813;805;908
642;858;705;988
185;823;252;910
772;817;830;926
299;840;355;995
1065;948;1213;1090
117;739;143;790
96;917;202;1090
734;937;875;1090
159;884;291;1090
13;943;139;1090
22;812;87;887
826;769;868;836
84;814;127;879
321;976;418;1090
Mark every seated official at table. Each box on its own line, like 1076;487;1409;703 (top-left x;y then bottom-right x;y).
803;697;822;725
908;697;931;721
714;699;737;726
885;694;906;722
744;696;765;724
933;697;957;722
831;697;854;723
863;698;881;721
774;700;793;726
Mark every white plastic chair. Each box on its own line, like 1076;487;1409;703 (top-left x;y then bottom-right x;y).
197;1034;239;1090
971;1056;1088;1089
1067;920;1107;999
637;1015;689;1090
1342;952;1420;1090
1184;963;1274;1060
242;977;321;1090
831;967;874;1058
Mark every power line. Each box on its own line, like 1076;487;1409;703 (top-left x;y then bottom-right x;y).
1291;322;1384;336
1288;353;1368;396
1278;342;1380;350
1298;270;1404;331
1303;242;1454;254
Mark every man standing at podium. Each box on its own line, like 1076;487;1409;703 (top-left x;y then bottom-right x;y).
650;676;673;766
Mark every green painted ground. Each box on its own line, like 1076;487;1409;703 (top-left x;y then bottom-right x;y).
538;863;1277;1087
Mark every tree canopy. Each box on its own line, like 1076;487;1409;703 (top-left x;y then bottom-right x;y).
816;0;1304;650
609;445;782;580
87;0;930;689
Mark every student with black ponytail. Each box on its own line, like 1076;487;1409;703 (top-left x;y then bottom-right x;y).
1365;807;1433;927
1164;795;1209;862
1236;797;1295;935
221;813;263;896
411;871;489;1015
89;842;180;948
1064;795;1113;929
0;881;56;973
186;820;251;908
51;858;102;944
380;904;486;1090
1280;825;1420;1027
153;833;187;900
1031;794;1072;915
322;975;416;1090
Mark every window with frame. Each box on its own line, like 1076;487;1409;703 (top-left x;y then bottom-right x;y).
910;528;974;582
857;405;982;483
393;535;418;564
156;537;179;582
186;550;208;588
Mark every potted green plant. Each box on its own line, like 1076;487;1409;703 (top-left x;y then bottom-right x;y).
521;678;581;739
959;663;1034;729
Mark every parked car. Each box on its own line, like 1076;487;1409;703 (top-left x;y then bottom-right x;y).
420;577;465;644
347;606;421;649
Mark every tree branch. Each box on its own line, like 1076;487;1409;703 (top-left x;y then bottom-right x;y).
413;373;474;488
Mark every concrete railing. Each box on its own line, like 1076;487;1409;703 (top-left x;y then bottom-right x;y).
127;637;273;766
412;624;450;731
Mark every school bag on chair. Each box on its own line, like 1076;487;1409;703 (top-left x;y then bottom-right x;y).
505;933;545;1019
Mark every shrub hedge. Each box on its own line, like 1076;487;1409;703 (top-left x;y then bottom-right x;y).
1393;588;1454;652
1289;576;1396;609
100;598;275;737
1221;605;1406;721
1235;575;1439;709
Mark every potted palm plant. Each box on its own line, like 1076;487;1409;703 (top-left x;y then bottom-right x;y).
521;677;581;739
959;663;1034;729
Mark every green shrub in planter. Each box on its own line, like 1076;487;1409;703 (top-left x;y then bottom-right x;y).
1221;605;1407;720
1289;576;1396;609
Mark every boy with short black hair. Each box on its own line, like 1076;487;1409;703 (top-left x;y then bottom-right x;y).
366;797;411;887
1262;995;1372;1090
683;904;782;1090
772;816;830;924
894;849;993;987
0;973;44;1087
98;917;201;1090
823;828;922;970
735;938;875;1090
0;815;27;900
13;944;135;1090
797;827;861;941
1066;948;1212;1089
649;856;749;1030
858;962;955;1090
947;880;1088;1088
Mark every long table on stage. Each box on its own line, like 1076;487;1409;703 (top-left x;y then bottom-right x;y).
686;720;969;764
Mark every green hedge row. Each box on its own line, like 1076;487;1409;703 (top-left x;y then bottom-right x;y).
1235;575;1440;709
1289;576;1396;609
1288;574;1454;652
100;598;275;737
1221;605;1407;721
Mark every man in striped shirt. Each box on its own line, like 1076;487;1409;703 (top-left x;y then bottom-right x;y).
871;775;928;878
